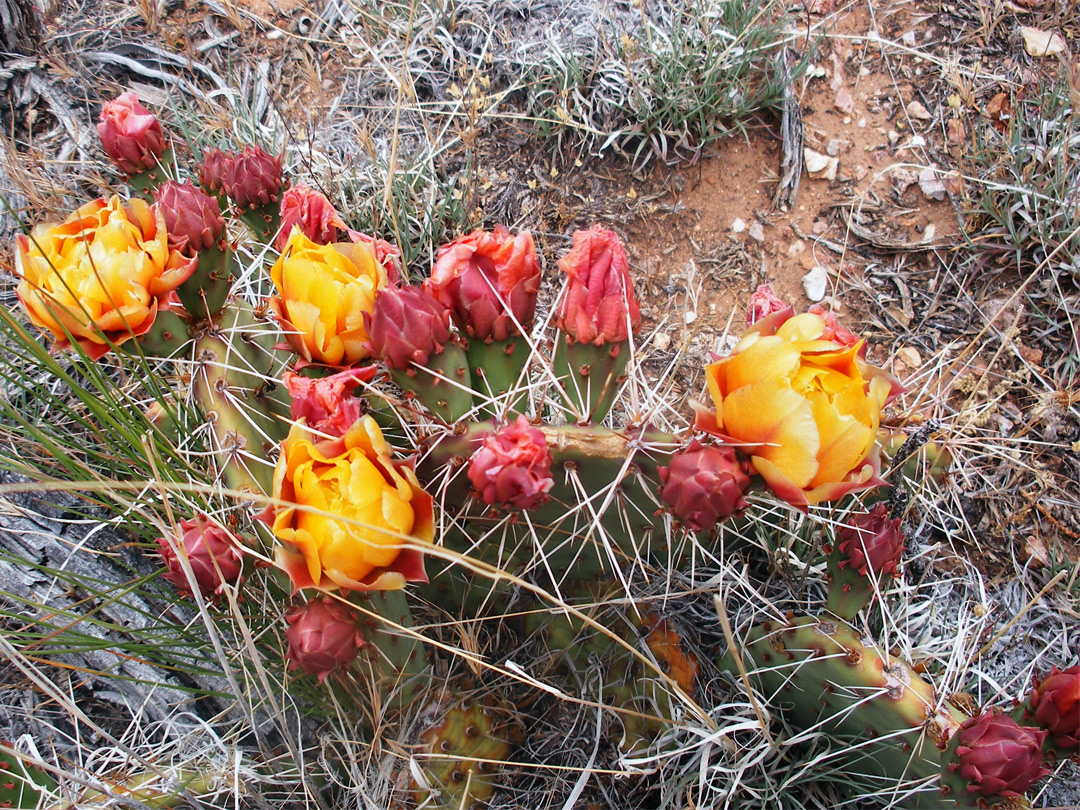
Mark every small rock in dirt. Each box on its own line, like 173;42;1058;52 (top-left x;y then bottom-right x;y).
942;170;964;195
1021;26;1066;57
921;223;937;243
891;167;920;195
1018;342;1044;365
918;167;947;201
855;165;868;180
888;130;900;145
802;266;829;302
731;218;747;234
857;117;867;128
653;332;672;351
812;220;828;236
748;221;765;242
947;118;966;144
907;100;933;121
788;239;807;257
684;310;697;325
804;148;839;180
901;135;927;149
1020;535;1051;569
834;87;855;114
902;30;917;47
826;139;841;156
896;346;922;369
807;65;827;79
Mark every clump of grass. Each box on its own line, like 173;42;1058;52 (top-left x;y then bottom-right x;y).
968;70;1080;280
521;0;809;168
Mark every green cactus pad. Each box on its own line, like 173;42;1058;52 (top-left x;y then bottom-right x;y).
463;335;528;419
175;244;236;318
552;335;631;425
406;690;519;809
726;615;997;808
388;340;474;424
0;744;55;809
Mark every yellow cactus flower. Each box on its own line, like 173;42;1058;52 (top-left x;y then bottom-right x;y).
269;229;388;366
700;312;897;509
15;196;196;359
268;415;433;592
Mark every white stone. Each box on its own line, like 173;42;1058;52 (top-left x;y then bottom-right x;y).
802;266;829;302
653;331;671;351
907;100;933;121
918;167;947;201
748;221;765;242
731;217;747;233
804;148;839;180
1022;26;1066;57
684;310;697;325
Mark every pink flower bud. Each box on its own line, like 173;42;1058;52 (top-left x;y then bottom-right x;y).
948;711;1050;798
424;226;540;341
221;145;284;210
658;440;751;532
746;282;790;326
467;416;554;511
157;516;244;599
1028;665;1080;750
198;148;231;192
276;184;346;252
808;303;864;355
836;503;904;578
364;284;454;370
153;180;225;254
285;598;366;683
556;225;641;345
97;92;167;175
284;366;376;438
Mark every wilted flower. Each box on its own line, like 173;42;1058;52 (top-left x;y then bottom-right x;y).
698;311;898;509
221;145;284;210
556;225;641;345
154;180;225;254
15;196;197;359
267;415;433;592
269;229;390;366
1028;665;1080;750
275;184;346;252
425;226;540;341
658;440;751;532
836;503;904;578
467;416;554;511
364;284;454;371
285;598;366;683
948;711;1049;798
746;282;792;328
284;366;375;439
198;148;230;192
808;303;862;353
97;91;166;175
157;516;244;599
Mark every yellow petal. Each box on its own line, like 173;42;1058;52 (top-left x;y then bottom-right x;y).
723;378;820;488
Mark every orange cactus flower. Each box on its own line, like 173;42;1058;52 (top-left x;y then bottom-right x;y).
700;311;897;509
15;196;196;359
268;415;433;593
269;229;390;367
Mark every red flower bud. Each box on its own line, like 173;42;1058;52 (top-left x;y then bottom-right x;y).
285;598;366;683
556;225;641;345
276;184;346;252
198;148;231;192
153;180;225;254
284;366;376;438
97;92;167;175
364;284;454;370
222;145;284;210
658;440;751;532
948;711;1050;798
425;226;540;341
808;304;864;356
467;416;554;511
157;516;244;599
836;503;904;578
746;282;790;326
1029;665;1080;750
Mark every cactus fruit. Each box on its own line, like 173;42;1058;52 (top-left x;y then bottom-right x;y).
658;440;751;532
285;597;367;683
941;712;1049;802
365;284;474;422
726;615;990;808
97;91;168;183
275;183;345;251
406;689;520;809
1023;665;1079;755
157;515;245;599
825;503;905;621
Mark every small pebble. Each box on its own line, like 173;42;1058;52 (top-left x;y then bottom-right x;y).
748;221;765;242
731;218;747;233
802;266;829;302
